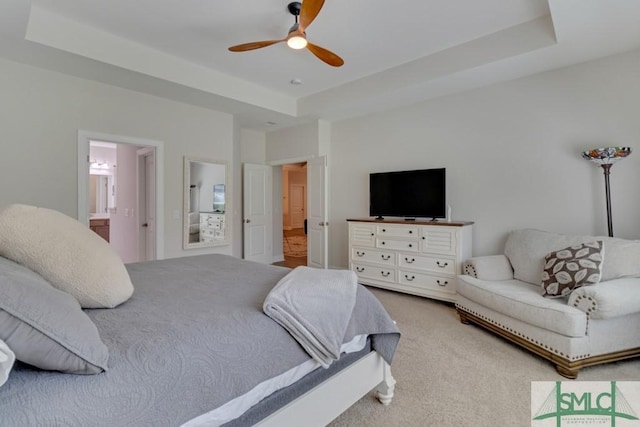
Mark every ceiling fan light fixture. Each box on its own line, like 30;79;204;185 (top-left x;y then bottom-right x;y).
287;34;308;50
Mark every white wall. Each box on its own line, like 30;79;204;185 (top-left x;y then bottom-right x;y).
266;122;320;162
240;128;266;164
329;48;640;268
0;57;235;260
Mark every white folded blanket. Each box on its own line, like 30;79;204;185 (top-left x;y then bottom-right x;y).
0;339;15;387
263;266;358;368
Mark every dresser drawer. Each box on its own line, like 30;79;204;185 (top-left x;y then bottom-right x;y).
352;263;396;283
398;271;455;294
377;225;419;238
200;213;225;225
202;222;223;230
351;247;395;266
200;228;224;238
377;238;419;252
398;253;456;274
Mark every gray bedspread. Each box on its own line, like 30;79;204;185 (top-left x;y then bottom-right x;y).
1;254;400;426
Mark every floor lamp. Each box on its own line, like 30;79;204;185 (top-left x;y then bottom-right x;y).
582;146;632;237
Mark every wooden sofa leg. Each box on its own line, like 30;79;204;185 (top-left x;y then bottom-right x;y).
555;364;579;379
457;309;470;325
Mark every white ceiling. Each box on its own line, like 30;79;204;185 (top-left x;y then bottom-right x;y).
1;0;640;131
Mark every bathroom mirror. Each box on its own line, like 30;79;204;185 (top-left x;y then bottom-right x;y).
183;156;230;249
89;171;115;215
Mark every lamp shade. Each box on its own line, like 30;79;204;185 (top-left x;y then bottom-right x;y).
582;147;632;165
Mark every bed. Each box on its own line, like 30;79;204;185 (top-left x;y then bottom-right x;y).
0;253;400;426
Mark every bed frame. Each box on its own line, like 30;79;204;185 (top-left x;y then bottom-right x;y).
258;351;395;426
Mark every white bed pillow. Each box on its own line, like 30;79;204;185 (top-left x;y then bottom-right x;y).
0;204;133;308
0;339;15;387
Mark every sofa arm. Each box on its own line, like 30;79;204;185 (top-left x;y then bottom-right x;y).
462;255;514;281
568;277;640;320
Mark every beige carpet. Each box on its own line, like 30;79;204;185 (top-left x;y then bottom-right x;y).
329;287;640;427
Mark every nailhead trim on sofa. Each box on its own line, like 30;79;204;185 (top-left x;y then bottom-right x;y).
455;303;591;361
572;295;598;316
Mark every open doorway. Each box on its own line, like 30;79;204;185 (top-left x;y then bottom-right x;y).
87;141;157;263
281;162;307;267
80;133;161;263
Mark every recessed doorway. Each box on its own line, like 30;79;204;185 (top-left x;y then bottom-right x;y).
280;162;307;268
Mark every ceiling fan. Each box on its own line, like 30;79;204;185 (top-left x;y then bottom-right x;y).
228;0;344;67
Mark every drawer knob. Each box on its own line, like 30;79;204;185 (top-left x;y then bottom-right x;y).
382;228;386;232
405;257;415;264
371;233;374;236
356;267;365;273
409;230;413;234
436;261;449;268
381;254;391;261
356;251;365;257
381;241;386;245
381;271;390;278
408;243;413;248
436;280;449;287
405;274;415;282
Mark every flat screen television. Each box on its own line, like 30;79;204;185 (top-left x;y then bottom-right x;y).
369;168;446;220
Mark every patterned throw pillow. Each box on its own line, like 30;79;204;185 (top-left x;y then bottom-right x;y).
541;241;604;298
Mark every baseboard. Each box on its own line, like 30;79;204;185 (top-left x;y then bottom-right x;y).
272;254;284;263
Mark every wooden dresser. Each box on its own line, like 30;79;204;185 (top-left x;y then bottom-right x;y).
89;218;110;242
347;218;473;302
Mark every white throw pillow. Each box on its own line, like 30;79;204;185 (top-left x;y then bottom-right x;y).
0;204;133;308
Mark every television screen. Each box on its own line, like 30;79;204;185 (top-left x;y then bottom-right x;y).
369;168;446;219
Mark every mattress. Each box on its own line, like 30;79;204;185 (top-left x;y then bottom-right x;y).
1;254;399;426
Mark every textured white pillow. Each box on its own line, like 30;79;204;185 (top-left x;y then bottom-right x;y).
0;204;133;308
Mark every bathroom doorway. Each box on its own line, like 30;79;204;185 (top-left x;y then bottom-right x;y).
78;130;164;262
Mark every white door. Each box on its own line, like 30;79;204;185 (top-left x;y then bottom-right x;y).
307;156;328;269
290;184;305;229
243;164;272;263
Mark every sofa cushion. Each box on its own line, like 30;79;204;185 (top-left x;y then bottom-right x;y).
541;241;603;298
599;238;640;281
504;229;640;285
457;275;587;337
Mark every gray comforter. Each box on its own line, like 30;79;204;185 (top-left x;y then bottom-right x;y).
1;254;400;426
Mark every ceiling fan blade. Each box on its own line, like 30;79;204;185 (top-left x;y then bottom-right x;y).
228;39;285;52
299;0;325;30
306;42;344;67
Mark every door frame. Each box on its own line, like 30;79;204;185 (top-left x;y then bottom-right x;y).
77;130;165;260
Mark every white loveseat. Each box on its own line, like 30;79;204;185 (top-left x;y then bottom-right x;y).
455;229;640;378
